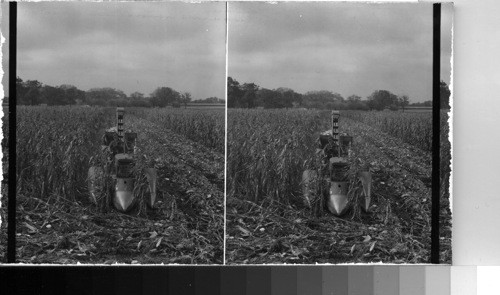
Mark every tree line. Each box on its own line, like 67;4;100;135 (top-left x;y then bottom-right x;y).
228;77;451;110
14;77;224;107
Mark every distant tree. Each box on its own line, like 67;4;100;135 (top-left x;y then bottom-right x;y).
207;97;223;103
130;92;144;100
16;77;28;104
303;90;327;108
40;85;66;105
256;88;279;108
227;77;245;108
181;92;192;108
302;90;344;109
410;100;432;107
345;95;368;110
16;77;87;105
274;87;294;94
150;87;181;107
129;92;151;107
275;87;301;107
347;95;361;102
209;97;222;103
58;84;85;105
331;92;345;102
86;87;127;106
16;77;43;105
440;81;451;109
193;97;224;104
398;95;410;111
241;83;259;108
367;90;399;110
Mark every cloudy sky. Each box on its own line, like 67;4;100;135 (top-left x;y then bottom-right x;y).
229;2;453;103
7;2;226;100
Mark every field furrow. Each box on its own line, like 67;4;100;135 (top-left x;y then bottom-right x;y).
130;114;225;194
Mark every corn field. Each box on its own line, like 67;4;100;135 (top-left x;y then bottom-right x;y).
130;108;225;153
227;108;451;264
343;110;451;201
342;111;433;152
227;109;328;205
17;106;114;201
14;105;224;264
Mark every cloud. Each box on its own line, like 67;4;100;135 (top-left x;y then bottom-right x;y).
229;2;452;102
3;2;454;102
16;2;226;100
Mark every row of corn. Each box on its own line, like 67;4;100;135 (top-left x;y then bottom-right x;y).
130;108;225;154
227;109;331;206
16;106;114;202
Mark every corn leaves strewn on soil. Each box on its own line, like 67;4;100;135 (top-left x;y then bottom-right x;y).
226;109;451;264
12;106;223;264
